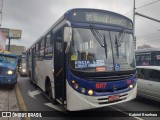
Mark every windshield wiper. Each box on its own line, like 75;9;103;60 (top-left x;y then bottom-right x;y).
90;25;108;59
115;29;126;58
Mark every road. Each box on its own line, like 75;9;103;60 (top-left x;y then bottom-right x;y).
0;75;160;120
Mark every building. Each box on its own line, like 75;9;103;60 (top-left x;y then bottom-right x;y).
0;31;6;50
134;37;136;49
5;45;26;55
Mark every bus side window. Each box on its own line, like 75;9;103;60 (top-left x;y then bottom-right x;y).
35;43;40;59
39;39;45;59
148;69;160;82
136;55;140;61
45;34;53;59
141;56;144;61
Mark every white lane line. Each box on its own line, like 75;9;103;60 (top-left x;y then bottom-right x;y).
28;90;42;98
110;106;144;120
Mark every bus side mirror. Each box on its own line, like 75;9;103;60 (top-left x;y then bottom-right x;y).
64;27;72;53
64;27;72;42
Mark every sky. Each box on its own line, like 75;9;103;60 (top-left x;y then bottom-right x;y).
1;0;160;49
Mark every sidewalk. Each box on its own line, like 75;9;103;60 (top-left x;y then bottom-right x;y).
0;86;21;120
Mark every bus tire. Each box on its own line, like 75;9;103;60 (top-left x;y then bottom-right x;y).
46;80;58;105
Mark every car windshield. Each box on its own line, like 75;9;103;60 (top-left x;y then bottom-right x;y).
70;28;135;72
0;54;17;64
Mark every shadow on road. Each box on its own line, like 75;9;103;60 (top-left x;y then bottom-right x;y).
0;85;15;90
136;96;160;108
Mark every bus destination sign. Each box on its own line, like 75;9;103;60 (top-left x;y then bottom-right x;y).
72;11;132;29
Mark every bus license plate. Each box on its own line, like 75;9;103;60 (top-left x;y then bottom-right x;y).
108;95;120;102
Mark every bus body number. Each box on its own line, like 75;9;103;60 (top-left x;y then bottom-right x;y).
96;83;107;89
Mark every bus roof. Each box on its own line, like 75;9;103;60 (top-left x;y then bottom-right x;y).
66;8;132;22
27;8;133;51
135;48;160;53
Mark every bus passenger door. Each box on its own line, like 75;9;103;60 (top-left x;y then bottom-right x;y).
54;29;66;105
31;47;38;85
31;47;36;83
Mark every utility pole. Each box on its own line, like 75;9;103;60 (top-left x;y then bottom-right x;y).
133;0;160;49
133;0;136;49
0;0;3;26
8;37;11;51
133;0;136;39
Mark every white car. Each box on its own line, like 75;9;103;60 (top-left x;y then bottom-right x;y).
136;66;160;102
19;63;27;76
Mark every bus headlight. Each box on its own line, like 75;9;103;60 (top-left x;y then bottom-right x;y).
7;70;13;75
71;80;93;95
129;84;134;89
88;90;94;96
71;80;75;84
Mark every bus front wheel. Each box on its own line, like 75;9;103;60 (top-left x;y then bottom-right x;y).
46;80;58;105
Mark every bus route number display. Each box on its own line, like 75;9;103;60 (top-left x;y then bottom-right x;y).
72;11;132;29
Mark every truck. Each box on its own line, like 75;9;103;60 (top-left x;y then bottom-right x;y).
0;50;18;88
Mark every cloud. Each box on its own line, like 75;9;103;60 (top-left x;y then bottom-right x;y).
2;0;160;49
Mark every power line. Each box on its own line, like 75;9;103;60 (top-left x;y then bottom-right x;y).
137;37;160;42
137;39;160;44
123;0;160;15
141;17;160;31
137;34;160;40
138;37;160;41
137;32;160;39
136;0;160;9
123;9;133;15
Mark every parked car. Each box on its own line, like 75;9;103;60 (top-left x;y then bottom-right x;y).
136;66;160;102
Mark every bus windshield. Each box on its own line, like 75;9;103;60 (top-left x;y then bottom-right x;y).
0;55;17;64
70;28;135;72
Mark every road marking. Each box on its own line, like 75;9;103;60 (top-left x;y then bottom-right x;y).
110;106;144;120
15;84;31;120
28;90;42;98
44;103;66;112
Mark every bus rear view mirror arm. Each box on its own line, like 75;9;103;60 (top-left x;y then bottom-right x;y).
65;42;71;54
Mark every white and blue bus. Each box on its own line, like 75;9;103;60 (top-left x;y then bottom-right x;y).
135;48;160;66
26;8;137;111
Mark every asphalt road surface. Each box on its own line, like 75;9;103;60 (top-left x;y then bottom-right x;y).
1;75;159;120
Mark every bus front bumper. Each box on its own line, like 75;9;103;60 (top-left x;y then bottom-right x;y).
66;81;137;111
0;76;17;84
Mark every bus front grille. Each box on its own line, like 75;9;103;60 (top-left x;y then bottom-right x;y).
95;86;128;93
86;74;134;82
98;94;128;105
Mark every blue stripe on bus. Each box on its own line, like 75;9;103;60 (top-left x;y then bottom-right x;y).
67;70;136;96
